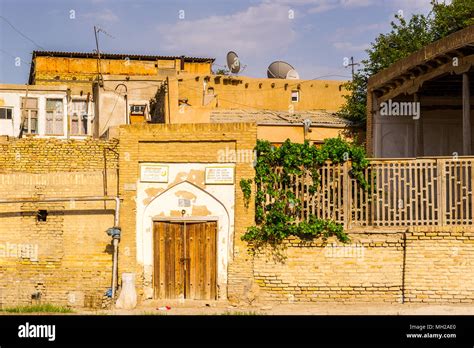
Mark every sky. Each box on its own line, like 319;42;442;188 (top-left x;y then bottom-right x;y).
0;0;436;84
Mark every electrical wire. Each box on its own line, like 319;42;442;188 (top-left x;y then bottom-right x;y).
0;48;31;66
0;15;45;50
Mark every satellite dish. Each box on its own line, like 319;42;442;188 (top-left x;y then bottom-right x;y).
226;51;241;74
286;69;300;80
267;61;299;79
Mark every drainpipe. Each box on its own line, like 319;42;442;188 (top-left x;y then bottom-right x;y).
0;195;121;297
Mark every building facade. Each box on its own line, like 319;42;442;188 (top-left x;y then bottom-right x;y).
0;84;94;138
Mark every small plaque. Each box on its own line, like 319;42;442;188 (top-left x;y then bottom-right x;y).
140;164;169;183
205;166;234;185
178;199;191;207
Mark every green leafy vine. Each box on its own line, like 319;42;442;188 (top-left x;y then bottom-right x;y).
241;137;369;246
239;178;252;208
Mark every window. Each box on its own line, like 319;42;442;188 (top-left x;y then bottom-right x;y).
291;90;300;102
0;107;13;120
130;104;147;115
70;100;88;135
45;99;64;135
21;97;38;134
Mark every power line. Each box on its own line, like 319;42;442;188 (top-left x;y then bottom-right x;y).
0;49;31;66
0;15;45;50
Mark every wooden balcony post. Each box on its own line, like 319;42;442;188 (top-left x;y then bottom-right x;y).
414;93;424;157
437;158;446;226
343;161;351;230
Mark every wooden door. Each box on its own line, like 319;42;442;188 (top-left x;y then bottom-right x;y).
185;221;217;300
153;221;185;299
153;221;217;300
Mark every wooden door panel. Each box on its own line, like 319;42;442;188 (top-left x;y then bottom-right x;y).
186;221;217;300
154;221;217;300
153;222;184;299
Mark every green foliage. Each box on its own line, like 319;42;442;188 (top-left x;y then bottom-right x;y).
339;0;474;126
239;178;252;208
241;138;369;245
2;303;74;313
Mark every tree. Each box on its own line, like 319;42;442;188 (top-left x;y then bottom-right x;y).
339;0;474;128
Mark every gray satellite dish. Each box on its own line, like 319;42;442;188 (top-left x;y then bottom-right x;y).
267;61;299;79
226;51;241;74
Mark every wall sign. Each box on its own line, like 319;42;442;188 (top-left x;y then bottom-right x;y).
140;164;169;183
205;166;234;184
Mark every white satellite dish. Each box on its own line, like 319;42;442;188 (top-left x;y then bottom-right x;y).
226;51;241;74
267;61;299;79
286;69;300;80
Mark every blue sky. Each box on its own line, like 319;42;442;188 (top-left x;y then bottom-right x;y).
0;0;435;84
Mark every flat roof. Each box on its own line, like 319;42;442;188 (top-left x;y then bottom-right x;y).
32;51;215;63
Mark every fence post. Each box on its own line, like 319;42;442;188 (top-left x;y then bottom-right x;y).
437;159;446;226
343;161;351;230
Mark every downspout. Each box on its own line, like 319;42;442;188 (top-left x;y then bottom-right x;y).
107;197;121;299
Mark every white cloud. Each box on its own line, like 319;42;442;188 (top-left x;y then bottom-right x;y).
267;0;375;13
157;3;297;61
386;0;433;15
83;8;119;23
333;41;370;51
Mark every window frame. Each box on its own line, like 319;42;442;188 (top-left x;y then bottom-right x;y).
291;90;300;103
21;97;38;135
70;99;89;136
45;98;65;136
0;107;13;120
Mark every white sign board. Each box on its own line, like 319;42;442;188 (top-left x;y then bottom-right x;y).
140;164;169;183
205;166;234;185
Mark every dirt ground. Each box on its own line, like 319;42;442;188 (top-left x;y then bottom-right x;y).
87;300;474;315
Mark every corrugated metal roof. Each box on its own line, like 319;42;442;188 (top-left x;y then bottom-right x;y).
32;50;215;62
210;109;352;127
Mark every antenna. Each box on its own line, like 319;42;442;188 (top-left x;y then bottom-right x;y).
267;61;299;79
226;51;241;74
93;25;115;85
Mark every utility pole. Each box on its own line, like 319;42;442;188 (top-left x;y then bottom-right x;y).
346;56;360;80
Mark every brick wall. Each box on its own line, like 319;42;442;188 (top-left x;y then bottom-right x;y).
253;233;403;303
0;137;118;173
252;227;474;304
118;123;257;303
0;137;118;308
404;226;474;303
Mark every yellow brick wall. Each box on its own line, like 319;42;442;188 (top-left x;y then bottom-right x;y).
253;227;474;304
0;138;119;308
253;234;403;303
118;123;257;303
0;137;118;173
404;226;474;303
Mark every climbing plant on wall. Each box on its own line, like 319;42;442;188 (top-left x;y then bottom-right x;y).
241;138;369;246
